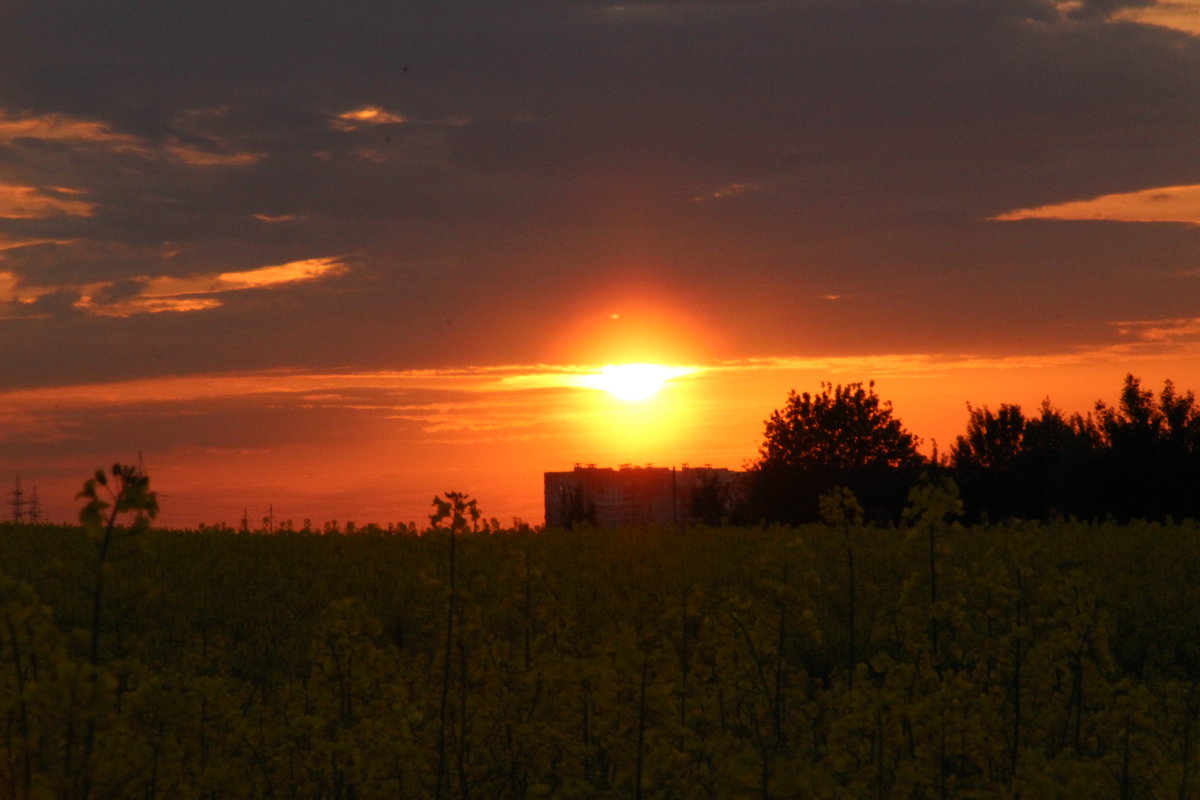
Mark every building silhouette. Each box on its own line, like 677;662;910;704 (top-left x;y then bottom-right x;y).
544;463;742;528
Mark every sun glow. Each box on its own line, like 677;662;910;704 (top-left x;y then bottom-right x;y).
581;363;694;402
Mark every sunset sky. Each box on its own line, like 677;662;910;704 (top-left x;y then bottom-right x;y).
3;0;1200;527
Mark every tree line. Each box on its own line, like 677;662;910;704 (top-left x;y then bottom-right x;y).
739;374;1200;525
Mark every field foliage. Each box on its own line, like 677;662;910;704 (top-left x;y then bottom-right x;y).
2;498;1200;798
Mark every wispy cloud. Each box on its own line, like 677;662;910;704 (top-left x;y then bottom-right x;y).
0;111;263;167
0;234;74;251
253;213;305;223
992;184;1200;225
331;106;407;131
163;143;262;166
0;113;134;147
0;270;53;305
72;257;346;317
2;256;345;318
141;257;346;296
2;346;1185;411
1114;2;1200;34
699;347;1200;379
72;294;225;316
1112;317;1200;344
0;184;94;219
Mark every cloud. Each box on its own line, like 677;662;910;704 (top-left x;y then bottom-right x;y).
0;269;73;318
699;347;1198;379
0;269;48;304
0;111;263;167
331;106;408;131
253;213;305;223
144;257;347;295
0;366;580;452
499;363;698;395
0;184;93;219
0;0;1198;391
163;143;262;166
992;184;1200;225
0;112;136;147
1;344;1189;413
1114;1;1200;33
72;294;224;316
1057;0;1160;22
71;257;346;317
0;233;73;251
1112;316;1200;343
1;257;345;318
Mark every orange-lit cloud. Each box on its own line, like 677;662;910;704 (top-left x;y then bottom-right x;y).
702;353;1080;379
1050;0;1200;34
0;270;59;319
1115;3;1200;35
502;363;698;399
0;111;262;167
331;106;407;131
164;143;262;166
0;270;47;304
0;184;94;219
0;234;74;251
73;294;225;316
253;213;305;223
1113;317;1200;344
70;257;346;317
0;112;133;146
142;257;346;296
993;184;1200;225
2;344;1188;412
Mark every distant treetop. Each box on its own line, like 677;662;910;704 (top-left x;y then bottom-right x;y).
755;380;922;473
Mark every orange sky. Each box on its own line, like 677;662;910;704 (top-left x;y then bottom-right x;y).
3;0;1200;527
8;340;1200;528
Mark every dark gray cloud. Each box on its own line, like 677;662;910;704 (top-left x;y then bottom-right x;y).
1;0;1199;389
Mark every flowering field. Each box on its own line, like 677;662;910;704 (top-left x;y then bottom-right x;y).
2;498;1199;798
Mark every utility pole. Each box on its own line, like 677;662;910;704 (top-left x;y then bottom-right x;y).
10;478;25;523
672;466;680;534
27;486;40;524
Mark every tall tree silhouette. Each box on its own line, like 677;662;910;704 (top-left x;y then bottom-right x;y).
951;403;1028;520
950;376;1200;521
747;381;923;523
1093;375;1200;520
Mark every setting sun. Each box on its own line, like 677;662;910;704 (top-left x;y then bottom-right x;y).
581;363;694;402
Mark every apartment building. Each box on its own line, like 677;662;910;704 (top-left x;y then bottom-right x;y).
544;463;741;528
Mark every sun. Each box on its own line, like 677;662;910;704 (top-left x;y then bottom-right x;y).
582;363;693;402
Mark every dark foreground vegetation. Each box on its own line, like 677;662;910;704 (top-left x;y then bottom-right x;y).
3;472;1200;798
742;374;1200;524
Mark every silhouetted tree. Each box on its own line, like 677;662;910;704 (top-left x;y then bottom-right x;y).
951;403;1027;520
950;376;1200;522
952;403;1026;471
1091;375;1200;520
747;381;923;523
1160;380;1200;450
